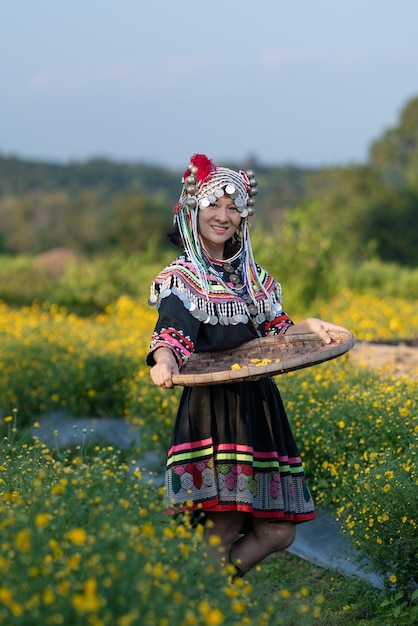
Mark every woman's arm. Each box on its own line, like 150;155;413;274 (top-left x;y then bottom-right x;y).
149;347;179;389
285;317;349;344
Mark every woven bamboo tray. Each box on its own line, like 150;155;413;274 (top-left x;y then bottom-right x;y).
172;330;355;386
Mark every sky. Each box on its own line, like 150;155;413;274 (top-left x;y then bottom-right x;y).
1;0;417;170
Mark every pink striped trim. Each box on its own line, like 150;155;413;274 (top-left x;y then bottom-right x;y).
214;444;300;463
168;439;301;464
215;443;254;453
168;437;213;455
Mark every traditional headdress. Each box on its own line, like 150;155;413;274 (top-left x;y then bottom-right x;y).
173;154;268;298
176;153;257;217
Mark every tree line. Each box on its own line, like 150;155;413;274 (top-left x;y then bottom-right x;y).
0;96;417;266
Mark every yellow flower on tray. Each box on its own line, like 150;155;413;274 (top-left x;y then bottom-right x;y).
230;357;280;370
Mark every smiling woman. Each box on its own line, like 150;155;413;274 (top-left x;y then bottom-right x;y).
145;153;350;579
198;196;242;259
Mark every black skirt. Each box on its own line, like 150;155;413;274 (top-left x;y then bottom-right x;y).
165;377;315;523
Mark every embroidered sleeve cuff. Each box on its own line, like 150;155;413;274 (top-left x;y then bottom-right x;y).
146;327;194;368
264;314;294;336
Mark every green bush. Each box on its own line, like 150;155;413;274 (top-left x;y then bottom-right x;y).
0;255;57;305
277;360;417;600
342;258;418;300
339;450;417;596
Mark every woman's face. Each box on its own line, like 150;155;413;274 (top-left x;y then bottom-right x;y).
198;194;242;259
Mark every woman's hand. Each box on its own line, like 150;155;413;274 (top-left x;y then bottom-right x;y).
285;317;349;345
150;347;179;389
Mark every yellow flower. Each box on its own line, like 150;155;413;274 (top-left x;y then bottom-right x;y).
205;609;224;626
42;587;55;605
0;588;12;603
208;535;221;546
66;528;88;545
167;569;179;582
142;522;155;537
231;363;241;370
232;600;246;614
35;513;51;529
14;529;31;553
72;578;100;613
173;592;184;603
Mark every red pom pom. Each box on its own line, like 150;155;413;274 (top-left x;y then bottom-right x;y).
190;153;216;183
182;153;216;185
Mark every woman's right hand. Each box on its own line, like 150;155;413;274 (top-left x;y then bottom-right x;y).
150;348;179;389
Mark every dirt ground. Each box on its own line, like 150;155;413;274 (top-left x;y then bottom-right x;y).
350;340;418;380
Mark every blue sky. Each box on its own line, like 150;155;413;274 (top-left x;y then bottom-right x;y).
1;0;417;169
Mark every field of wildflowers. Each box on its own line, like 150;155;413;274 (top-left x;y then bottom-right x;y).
0;289;417;623
1;412;336;626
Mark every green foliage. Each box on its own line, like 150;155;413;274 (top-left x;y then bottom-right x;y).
305;165;379;261
0;321;136;420
0;251;173;313
370;96;418;190
360;186;418;265
254;203;341;309
0;255;58;305
0;156;181;200
0;189;172;256
342;258;418;299
106;193;168;252
304;165;418;266
277;360;418;603
341;451;417;597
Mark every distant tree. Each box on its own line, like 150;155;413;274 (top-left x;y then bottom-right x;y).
0;155;180;203
107;193;168;252
361;186;418;265
305;99;418;267
0;196;37;253
370;96;418;191
304;166;380;262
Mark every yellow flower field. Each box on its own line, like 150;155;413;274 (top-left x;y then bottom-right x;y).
0;290;417;622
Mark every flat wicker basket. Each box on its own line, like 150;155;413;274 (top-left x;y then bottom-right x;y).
172;330;355;386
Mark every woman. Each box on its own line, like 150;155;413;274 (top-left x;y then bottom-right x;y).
147;154;348;576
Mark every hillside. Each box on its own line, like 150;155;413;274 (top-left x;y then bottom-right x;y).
0;154;314;211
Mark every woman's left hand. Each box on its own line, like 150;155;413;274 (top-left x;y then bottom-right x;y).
285;317;350;345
